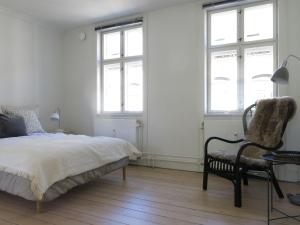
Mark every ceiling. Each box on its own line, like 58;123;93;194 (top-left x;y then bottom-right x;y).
0;0;196;29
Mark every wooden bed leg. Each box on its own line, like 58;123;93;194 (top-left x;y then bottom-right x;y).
36;201;42;213
123;166;127;181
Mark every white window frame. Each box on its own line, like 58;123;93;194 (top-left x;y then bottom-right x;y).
97;24;144;116
206;0;278;115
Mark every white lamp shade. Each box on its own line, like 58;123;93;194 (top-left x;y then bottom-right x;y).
51;112;60;121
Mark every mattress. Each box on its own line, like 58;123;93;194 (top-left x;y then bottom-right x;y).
0;133;141;201
0;156;129;201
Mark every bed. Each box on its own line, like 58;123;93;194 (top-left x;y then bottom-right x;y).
0;133;142;212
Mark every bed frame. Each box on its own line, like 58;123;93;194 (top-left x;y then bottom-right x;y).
35;166;127;213
0;157;129;213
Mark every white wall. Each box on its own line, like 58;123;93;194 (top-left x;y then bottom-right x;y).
145;3;204;171
283;0;300;150
0;6;63;131
62;2;205;171
61;0;300;177
1;0;299;178
277;0;300;181
62;25;97;135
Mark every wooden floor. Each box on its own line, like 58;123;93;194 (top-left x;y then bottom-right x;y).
0;166;299;225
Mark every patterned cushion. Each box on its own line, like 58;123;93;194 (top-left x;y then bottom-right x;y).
1;108;45;134
209;149;267;167
1;105;40;117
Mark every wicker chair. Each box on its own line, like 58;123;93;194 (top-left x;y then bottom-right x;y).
202;97;297;207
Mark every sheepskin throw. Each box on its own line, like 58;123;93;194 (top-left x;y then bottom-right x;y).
243;97;296;159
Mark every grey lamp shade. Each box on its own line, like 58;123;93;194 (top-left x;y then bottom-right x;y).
271;66;289;84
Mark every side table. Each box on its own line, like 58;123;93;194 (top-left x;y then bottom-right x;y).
262;153;300;225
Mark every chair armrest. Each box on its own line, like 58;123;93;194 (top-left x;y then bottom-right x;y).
234;141;283;167
204;137;245;156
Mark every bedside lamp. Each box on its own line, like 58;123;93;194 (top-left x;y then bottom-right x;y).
51;108;63;133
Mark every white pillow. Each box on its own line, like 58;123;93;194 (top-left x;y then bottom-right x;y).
2;108;45;134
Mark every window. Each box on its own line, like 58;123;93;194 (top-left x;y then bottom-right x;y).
98;25;143;114
207;1;277;114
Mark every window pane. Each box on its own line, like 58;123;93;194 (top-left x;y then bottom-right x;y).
244;46;274;107
124;61;143;112
244;4;273;42
103;63;121;112
103;31;120;60
210;50;238;111
211;10;237;46
125;27;143;57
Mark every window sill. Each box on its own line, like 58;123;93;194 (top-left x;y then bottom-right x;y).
96;113;143;119
204;113;243;119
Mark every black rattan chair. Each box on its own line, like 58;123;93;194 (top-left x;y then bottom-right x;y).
202;97;296;207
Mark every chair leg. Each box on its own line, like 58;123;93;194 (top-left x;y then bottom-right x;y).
202;158;208;190
241;168;248;186
243;174;249;186
270;169;284;199
234;176;242;207
202;170;208;190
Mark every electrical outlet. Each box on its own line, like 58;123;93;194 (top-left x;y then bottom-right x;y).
234;132;238;140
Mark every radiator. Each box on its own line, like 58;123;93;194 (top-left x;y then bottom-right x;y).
94;118;143;150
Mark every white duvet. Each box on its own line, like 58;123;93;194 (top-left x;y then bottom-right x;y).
0;133;141;200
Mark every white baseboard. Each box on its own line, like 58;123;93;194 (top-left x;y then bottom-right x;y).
130;154;300;183
276;164;300;182
130;153;204;172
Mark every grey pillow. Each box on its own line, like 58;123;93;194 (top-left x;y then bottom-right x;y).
0;114;27;138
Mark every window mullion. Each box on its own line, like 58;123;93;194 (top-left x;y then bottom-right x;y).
238;6;244;111
121;30;124;58
100;59;104;113
100;33;104;113
121;62;125;112
121;30;125;112
237;7;242;43
239;47;244;111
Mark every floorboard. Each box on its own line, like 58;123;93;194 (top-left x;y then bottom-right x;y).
0;166;299;225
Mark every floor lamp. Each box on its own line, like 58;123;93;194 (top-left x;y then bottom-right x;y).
271;54;300;206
